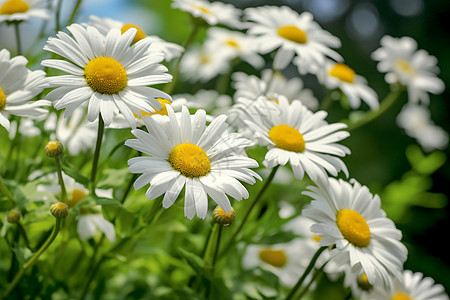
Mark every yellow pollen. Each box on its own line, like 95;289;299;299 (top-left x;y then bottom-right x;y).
121;24;146;44
84;57;127;94
0;86;6;110
391;293;413;300
45;141;60;151
329;63;356;83
68;189;87;208
200;54;211;64
269;124;305;152
336;209;371;248
225;39;239;48
259;249;287;268
277;25;308;44
169;143;211;178
0;0;29;15
357;274;373;291
395;59;416;75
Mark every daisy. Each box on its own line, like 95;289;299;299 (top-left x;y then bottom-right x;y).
244;6;342;71
171;0;243;29
232;69;319;110
242;239;308;287
78;207;116;243
85;15;184;62
125;105;261;219
0;0;50;23
242;96;350;183
317;59;379;110
180;45;230;83
0;48;49;131
42;23;172;128
396;104;448;152
173;89;232;120
204;27;264;69
371;35;445;104
302;178;408;288
363;270;449;300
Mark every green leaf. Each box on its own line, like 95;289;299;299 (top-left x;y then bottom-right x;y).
12;245;33;266
97;168;130;189
61;162;89;187
406;144;446;175
0;200;14;212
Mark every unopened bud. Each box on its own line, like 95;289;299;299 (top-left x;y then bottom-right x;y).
50;202;69;218
7;209;21;223
213;206;235;226
45;140;64;158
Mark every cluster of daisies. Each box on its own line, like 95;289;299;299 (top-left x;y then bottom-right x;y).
0;0;448;298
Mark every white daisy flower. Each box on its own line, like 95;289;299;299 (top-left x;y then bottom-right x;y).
85;15;184;62
232;69;319;110
180;45;230;83
44;108;98;156
0;49;49;131
242;239;307;287
8;117;42;139
318;59;379;110
371;35;445;104
173;89;232;120
363;269;449;300
171;0;243;29
302;178;408;288
204;27;264;69
42;23;173;128
396;104;448;152
0;0;50;22
125;105;261;219
243;96;350;183
244;6;342;71
78;209;116;243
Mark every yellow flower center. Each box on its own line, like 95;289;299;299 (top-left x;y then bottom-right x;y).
120;24;146;44
329;63;356;83
269;124;305;152
200;54;211;64
68;189;87;208
391;293;413;300
84;57;128;94
313;235;323;243
194;5;212;14
225;39;239;48
395;59;416;76
133;98;172;119
259;249;287;268
0;0;29;15
336;209;371;248
169;143;211;178
0;86;6;111
277;25;308;44
357;273;373;291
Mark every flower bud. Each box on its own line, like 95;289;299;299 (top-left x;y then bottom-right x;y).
44;140;64;158
50;202;69;218
213;206;235;226
7;209;21;223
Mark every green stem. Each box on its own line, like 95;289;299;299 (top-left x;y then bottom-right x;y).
219;166;279;257
212;226;222;270
13;22;22;55
320;89;334;111
203;223;220;268
296;261;327;299
0;177;15;205
285;246;327;300
164;23;201;94
55;0;63;33
346;86;404;132
90;116;105;196
16;222;31;250
68;0;83;25
2;218;62;298
54;156;67;203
